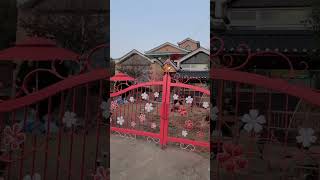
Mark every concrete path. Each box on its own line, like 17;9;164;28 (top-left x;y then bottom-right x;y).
110;135;209;180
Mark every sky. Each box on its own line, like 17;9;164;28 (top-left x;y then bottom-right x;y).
110;0;210;58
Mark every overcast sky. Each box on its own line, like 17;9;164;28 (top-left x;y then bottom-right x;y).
110;0;210;58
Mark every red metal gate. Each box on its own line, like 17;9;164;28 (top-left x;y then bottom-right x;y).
110;73;210;150
0;45;109;180
211;37;320;179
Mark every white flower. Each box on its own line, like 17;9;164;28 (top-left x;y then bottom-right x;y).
182;130;188;137
241;109;266;133
145;103;154;113
173;94;179;100
129;97;135;103
185;96;193;104
117;116;125;126
62;111;77;128
110;118;112;123
23;173;41;180
151;122;157;129
154;92;159;98
296;128;317;147
141;92;149;100
211;105;219;121
202;102;209;109
131;121;136;127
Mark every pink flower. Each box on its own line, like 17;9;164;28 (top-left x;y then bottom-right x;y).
131;121;136;127
217;143;248;172
138;114;146;123
184;120;193;130
3;123;26;150
94;166;108;180
110;101;118;111
151;122;157;129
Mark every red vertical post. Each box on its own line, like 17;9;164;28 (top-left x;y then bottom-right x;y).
160;72;171;148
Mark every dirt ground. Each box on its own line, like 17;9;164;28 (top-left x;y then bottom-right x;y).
110;135;210;180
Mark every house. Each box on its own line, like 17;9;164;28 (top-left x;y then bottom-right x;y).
113;38;210;85
211;0;320;111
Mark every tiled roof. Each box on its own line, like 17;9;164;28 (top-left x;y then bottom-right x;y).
230;0;312;8
212;30;320;53
20;0;108;12
175;71;209;79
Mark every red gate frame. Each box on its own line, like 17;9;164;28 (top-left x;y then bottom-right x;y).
111;72;210;149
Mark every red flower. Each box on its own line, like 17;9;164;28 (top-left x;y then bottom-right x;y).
110;101;118;111
184;120;193;130
3;123;26;150
217;143;248;172
94;166;108;180
178;106;187;116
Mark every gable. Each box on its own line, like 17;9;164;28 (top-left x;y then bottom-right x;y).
179;41;199;51
145;42;190;55
118;54;152;66
180;52;209;64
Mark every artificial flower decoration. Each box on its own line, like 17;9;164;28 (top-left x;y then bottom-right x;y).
151;122;157;129
217;143;248;172
173;94;179;100
184;120;193;130
145;103;154;113
100;100;109;111
154;92;159;98
296;128;317;148
196;131;205;139
131;121;136;127
138;114;146;123
211;105;219;121
100;100;110;119
3;123;26;150
202;102;209;109
241;109;266;133
111;101;119;111
129;97;135;103
178;106;187;116
23;173;41;180
185;96;193;104
182;130;188;137
94;166;108;180
102;110;109;119
116;116;125;126
141;92;149;100
62;111;77;128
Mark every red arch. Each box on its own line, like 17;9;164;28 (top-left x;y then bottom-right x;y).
212;68;320;106
0;69;109;112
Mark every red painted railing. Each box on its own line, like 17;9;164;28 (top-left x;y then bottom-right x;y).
110;72;210;150
0;69;109;180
